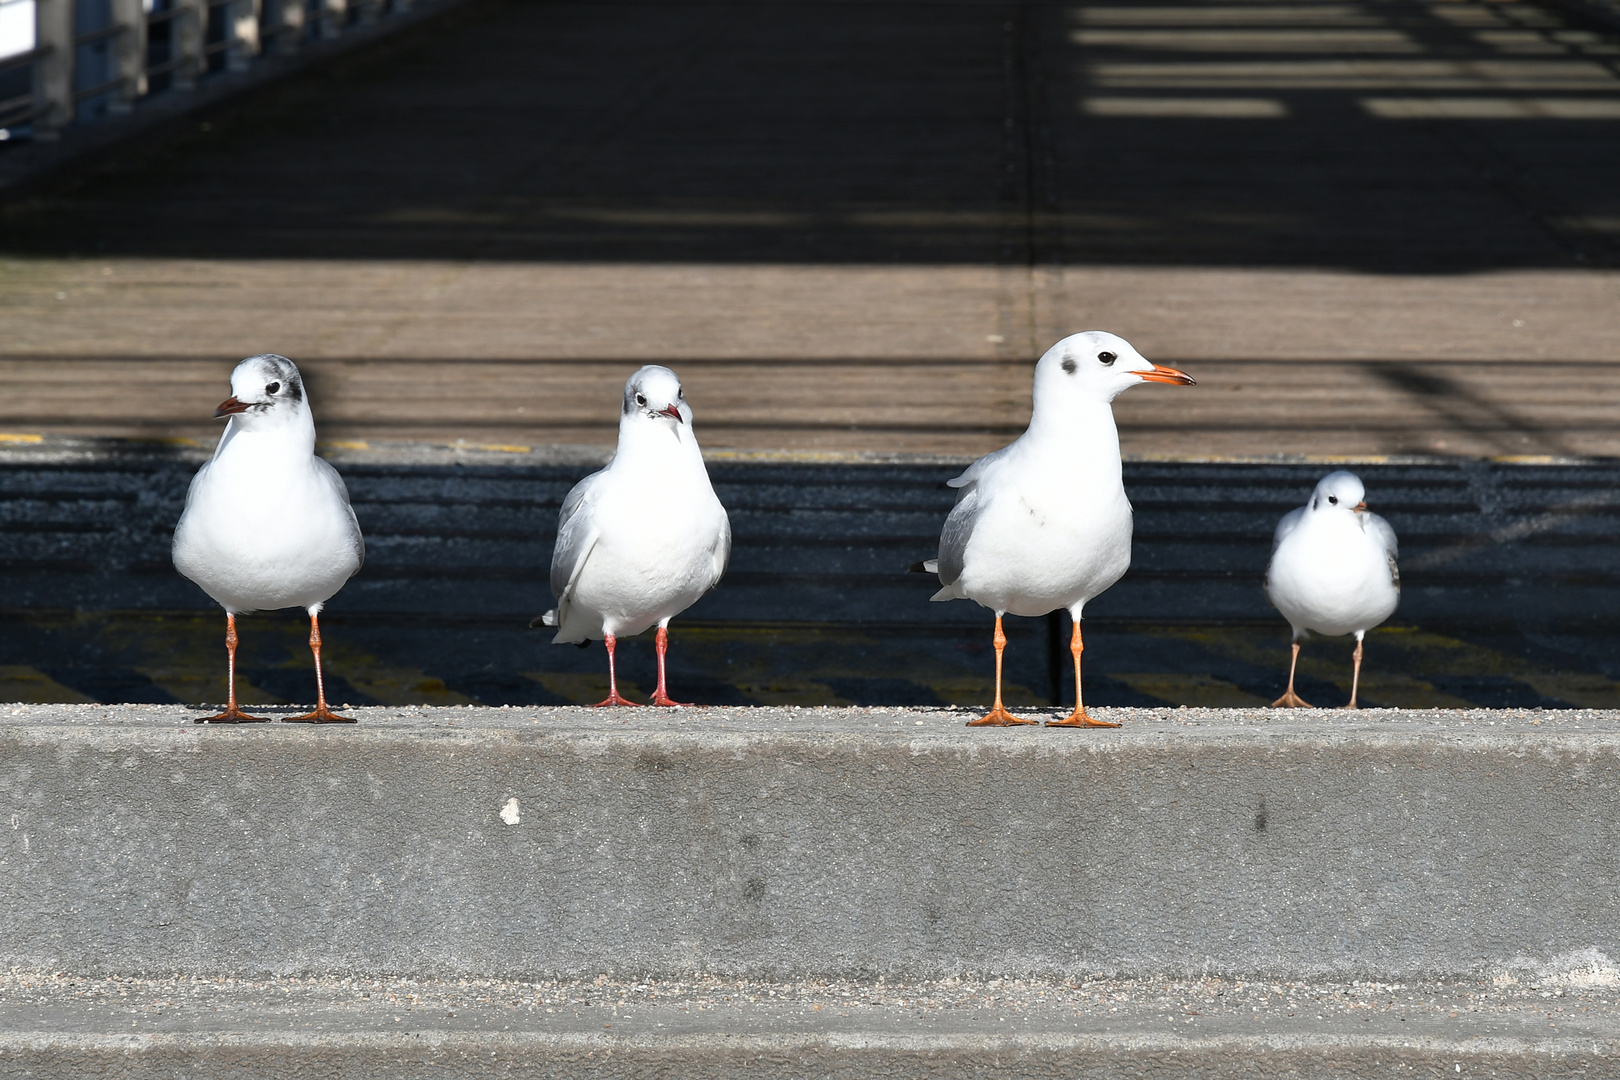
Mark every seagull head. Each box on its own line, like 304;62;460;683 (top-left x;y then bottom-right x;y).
213;354;309;430
622;365;693;431
1309;470;1369;515
1034;331;1195;408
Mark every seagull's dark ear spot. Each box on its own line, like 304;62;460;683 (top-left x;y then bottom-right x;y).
1061;357;1077;375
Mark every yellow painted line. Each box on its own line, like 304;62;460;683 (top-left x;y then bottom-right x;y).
0;433;44;444
468;443;533;454
296;642;475;706
321;440;371;451
0;665;96;704
524;672;645;705
1110;673;1270;708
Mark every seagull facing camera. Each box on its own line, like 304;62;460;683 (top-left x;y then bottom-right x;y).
172;353;364;724
1264;470;1401;709
534;365;730;707
920;331;1194;728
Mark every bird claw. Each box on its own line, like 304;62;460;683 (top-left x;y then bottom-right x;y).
1270;690;1314;708
649;694;691;707
967;707;1036;727
590;693;643;707
1045;710;1121;728
194;708;269;724
282;707;357;724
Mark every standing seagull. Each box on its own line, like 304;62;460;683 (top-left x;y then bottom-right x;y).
921;331;1194;727
534;365;730;707
1264;470;1400;709
172;354;365;723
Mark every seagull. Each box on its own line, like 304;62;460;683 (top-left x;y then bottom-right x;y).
918;331;1193;727
1264;470;1400;709
172;354;365;724
533;365;730;707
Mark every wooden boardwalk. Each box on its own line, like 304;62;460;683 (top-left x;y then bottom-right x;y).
2;0;1619;458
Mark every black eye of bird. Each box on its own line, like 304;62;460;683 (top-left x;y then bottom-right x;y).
634;392;647;407
1098;351;1117;365
265;382;280;395
678;389;684;399
1328;495;1339;505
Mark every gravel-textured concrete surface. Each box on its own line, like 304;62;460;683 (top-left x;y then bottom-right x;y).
3;705;1618;985
2;971;1618;1078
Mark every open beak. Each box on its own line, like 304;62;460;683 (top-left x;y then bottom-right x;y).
1353;501;1368;513
1136;363;1196;386
214;396;251;418
659;404;684;424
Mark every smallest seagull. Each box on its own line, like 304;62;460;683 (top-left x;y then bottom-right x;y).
1264;470;1399;709
172;354;365;724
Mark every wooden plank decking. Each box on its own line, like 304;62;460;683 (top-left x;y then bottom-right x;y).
1;0;1618;459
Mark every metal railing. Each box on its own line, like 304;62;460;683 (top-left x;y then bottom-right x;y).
0;0;411;139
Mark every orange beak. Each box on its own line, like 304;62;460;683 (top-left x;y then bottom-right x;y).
1136;363;1195;386
1353;501;1368;513
214;396;250;418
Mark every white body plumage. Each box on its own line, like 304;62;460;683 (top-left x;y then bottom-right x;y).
544;365;730;643
172;354;364;616
1265;471;1400;640
928;331;1188;620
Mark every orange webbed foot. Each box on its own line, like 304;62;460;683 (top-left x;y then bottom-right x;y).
283;705;358;724
1270;690;1313;708
648;693;691;707
590;692;643;707
194;707;268;724
1046;709;1121;729
967;706;1037;727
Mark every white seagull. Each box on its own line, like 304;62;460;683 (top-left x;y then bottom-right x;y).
920;331;1194;727
172;354;365;724
1264;470;1400;709
534;365;730;707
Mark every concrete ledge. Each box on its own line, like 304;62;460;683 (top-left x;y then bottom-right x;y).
3;705;1619;982
2;972;1619;1079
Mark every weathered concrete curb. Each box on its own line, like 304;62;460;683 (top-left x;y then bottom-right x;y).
2;971;1619;1079
3;704;1618;982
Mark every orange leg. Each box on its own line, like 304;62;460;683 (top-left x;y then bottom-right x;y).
1271;640;1313;708
967;615;1035;727
1342;638;1364;710
591;633;642;707
196;612;267;724
1047;619;1120;728
286;611;356;723
649;626;690;707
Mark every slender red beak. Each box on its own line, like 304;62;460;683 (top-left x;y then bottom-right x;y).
659;404;684;423
1136;363;1196;386
214;396;250;418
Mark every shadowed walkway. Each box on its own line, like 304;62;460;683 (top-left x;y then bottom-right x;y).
0;0;1617;456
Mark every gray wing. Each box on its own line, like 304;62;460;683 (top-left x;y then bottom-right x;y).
935;484;983;587
314;456;365;575
549;468;607;602
1366;510;1400;591
707;508;732;591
